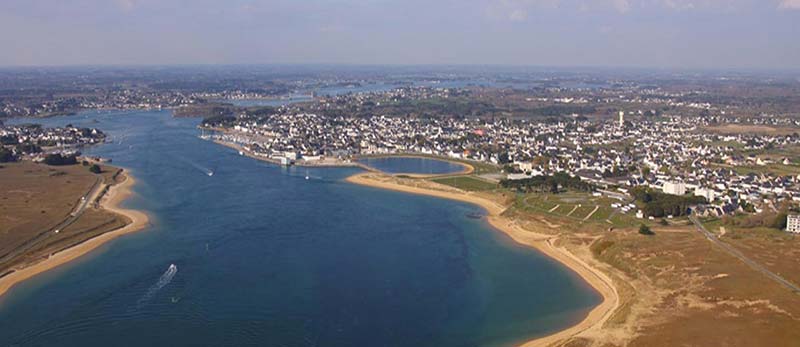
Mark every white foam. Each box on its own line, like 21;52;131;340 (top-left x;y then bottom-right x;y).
136;264;178;308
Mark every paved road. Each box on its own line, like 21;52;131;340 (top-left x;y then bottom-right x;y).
689;215;800;294
0;176;105;268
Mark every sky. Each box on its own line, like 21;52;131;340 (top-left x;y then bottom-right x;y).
0;0;798;69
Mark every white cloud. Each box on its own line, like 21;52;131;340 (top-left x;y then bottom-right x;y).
779;0;800;9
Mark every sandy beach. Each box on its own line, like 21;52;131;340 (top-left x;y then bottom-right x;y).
0;171;150;299
346;173;620;347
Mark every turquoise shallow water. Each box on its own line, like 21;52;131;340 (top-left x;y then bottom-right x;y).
1;110;599;347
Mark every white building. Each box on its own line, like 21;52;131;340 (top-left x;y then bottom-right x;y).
619;111;624;127
786;214;800;233
663;181;686;196
507;173;531;180
284;151;298;160
694;187;716;202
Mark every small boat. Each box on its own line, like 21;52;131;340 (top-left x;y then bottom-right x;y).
207;171;214;176
305;176;310;180
238;151;244;156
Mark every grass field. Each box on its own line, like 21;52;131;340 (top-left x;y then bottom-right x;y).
0;161;125;273
516;192;639;227
431;175;498;191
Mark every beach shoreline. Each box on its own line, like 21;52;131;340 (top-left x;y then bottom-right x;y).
0;171;150;300
346;172;620;347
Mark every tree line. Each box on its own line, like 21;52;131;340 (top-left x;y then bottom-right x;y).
631;187;706;218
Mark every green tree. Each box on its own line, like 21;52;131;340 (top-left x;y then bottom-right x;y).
0;147;15;163
43;153;78;166
89;164;102;174
498;152;511;165
639;224;654;236
772;212;788;230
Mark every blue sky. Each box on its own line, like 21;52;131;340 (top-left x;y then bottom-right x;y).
0;0;798;69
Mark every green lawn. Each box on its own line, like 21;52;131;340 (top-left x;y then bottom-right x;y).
572;204;597;219
515;192;640;228
589;206;615;221
431;176;498;191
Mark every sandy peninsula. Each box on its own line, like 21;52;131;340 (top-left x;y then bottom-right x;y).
0;171;150;299
346;172;619;347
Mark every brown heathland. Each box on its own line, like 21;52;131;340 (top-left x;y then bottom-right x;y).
0;161;132;278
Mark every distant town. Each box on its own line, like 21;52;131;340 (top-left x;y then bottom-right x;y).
200;84;800;226
0;123;106;163
3;65;800;346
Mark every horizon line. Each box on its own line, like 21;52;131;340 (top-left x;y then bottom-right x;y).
0;62;799;74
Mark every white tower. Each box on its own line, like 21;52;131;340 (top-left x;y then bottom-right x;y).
618;111;624;127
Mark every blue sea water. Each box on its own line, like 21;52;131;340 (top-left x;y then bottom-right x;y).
0;110;599;347
358;157;466;175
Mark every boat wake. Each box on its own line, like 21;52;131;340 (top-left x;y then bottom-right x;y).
172;155;216;177
136;264;178;308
